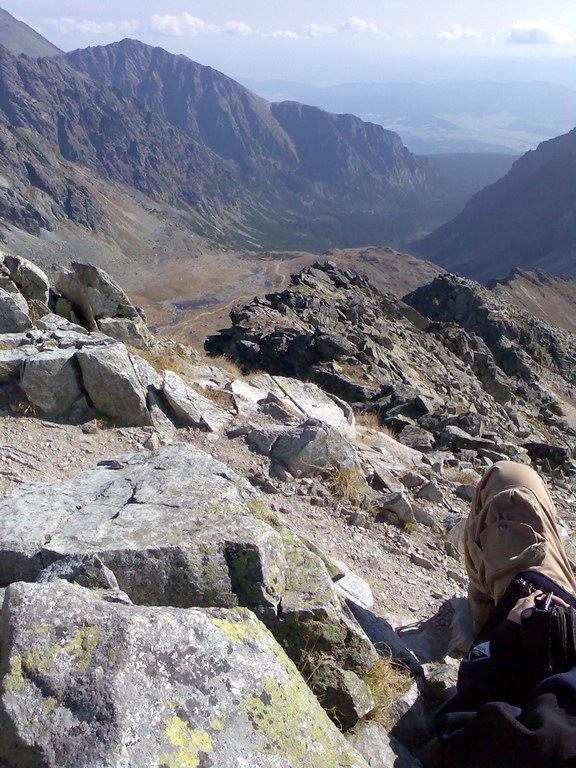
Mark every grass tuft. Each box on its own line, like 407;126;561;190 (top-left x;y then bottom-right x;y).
327;464;363;504
363;657;413;729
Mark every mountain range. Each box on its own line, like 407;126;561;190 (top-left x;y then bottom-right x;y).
0;13;443;273
0;7;573;291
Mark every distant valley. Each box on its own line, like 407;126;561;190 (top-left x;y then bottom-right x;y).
242;79;576;155
0;5;573;338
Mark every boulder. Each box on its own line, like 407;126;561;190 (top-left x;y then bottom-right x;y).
76;343;151;426
163;370;231;432
36;553;120;591
0;444;283;614
346;721;423;768
0;288;32;333
0;444;379;719
36;313;89;334
0;581;369;768
375;492;415;526
20;348;83;414
97;317;152;350
248;419;359;478
3;253;50;304
312;660;374;731
415;480;445;504
55;262;141;329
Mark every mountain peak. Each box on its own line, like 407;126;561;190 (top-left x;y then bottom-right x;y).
0;7;62;57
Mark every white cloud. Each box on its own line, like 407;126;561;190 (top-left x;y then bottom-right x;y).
220;20;253;37
149;13;206;37
149;13;254;37
268;29;300;40
437;24;481;41
46;17;141;35
507;20;573;45
304;23;337;38
342;17;378;35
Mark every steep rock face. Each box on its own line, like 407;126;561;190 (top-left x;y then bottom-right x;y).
65;39;297;172
65;39;430;208
415;128;576;280
0;44;243;238
270;101;426;194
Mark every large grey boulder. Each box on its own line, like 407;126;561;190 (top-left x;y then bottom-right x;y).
55;262;141;330
3;253;50;304
0;348;36;383
0;444;282;613
0;288;31;333
231;374;356;439
0;444;378;713
20;348;83;414
76;342;151;426
163;370;231;432
248;418;360;478
0;581;369;768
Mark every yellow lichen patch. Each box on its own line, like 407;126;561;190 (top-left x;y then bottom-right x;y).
210;719;223;731
3;655;25;692
3;624;102;694
242;674;365;767
41;697;57;714
32;623;53;635
65;626;101;670
210;609;273;648
159;716;213;768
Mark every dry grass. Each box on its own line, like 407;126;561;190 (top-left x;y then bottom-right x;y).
12;399;41;417
364;657;413;729
129;345;188;375
191;384;234;409
207;354;246;378
444;466;481;485
355;410;381;429
327;464;363;504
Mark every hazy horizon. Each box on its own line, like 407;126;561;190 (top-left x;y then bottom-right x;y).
7;0;576;86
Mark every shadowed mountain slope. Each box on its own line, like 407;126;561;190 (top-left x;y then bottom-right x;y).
414;128;576;281
65;39;429;203
0;44;243;240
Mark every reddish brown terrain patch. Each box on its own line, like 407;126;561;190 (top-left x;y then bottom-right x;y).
128;247;445;347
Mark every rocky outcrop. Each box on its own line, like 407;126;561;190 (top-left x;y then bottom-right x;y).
207;262;576;477
0;443;378;734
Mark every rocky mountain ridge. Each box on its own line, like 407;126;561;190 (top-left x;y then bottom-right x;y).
415;128;576;280
0;18;436;271
207;262;576;457
0;248;575;766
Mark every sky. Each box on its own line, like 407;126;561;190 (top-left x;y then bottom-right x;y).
8;1;576;84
